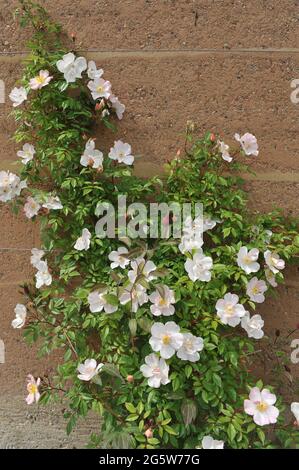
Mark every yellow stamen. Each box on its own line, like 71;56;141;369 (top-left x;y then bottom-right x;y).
27;384;37;394
36;75;45;84
162;335;171;345
256;402;268;412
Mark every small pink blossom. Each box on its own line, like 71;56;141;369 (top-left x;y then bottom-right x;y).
244;387;279;426
235;132;259;156
26;374;41;405
217;140;232;162
29;70;53;90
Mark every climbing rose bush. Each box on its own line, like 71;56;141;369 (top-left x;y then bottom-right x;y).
3;2;299;449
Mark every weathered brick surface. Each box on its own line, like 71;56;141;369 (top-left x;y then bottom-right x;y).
0;0;299;52
0;54;298;173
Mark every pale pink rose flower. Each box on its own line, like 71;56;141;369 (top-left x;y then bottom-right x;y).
246;277;267;303
217;140;232;162
234;132;259;156
88;77;111;100
244;387;279;426
24;196;41;219
237;246;260;274
29;70;53;90
264;250;285;274
110;95;125;120
26;374;41;405
265;268;278;287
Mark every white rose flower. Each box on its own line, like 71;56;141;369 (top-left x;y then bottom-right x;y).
11;304;27;329
291;402;299;425
0;171;27;202
265;268;278;287
177;333;204;362
246;277;267;303
56;52;87;83
110;94;125;120
87;61;104;80
88;289;118;314
237;246;260;274
149;285;176;317
182;215;203;236
80;139;103;169
179;234;203;254
108;247;130;269
149;321;184;359
42;195;63;210
9;86;28;107
77;359;103;381
184;250;213;282
29;70;53;90
74;228;91;251
128;258;157;283
17;143;35;164
216;293;246;327
203;217;217;232
244;387;279;426
264;250;285;274
241;312;264;339
35;260;52;288
119;283;148;313
30;248;45;268
24;196;41;219
199;436;224;449
140;353;170;388
179;216;203;254
217;140;232;162
108;140;134;165
234;132;259;156
88;77;111;100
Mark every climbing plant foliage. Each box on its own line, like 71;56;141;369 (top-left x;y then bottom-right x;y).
3;1;299;449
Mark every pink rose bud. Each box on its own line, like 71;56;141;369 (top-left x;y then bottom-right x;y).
210;133;216;142
127;375;134;383
144;428;153;439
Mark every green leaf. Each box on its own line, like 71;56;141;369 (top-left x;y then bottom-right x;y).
125;403;136;414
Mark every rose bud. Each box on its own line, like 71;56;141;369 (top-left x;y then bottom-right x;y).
71;32;76;42
210;133;216;142
144;428;153;439
127;375;134;383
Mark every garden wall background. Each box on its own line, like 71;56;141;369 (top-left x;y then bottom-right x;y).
0;0;298;448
